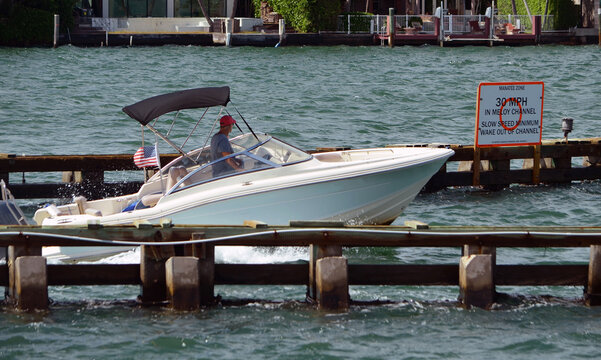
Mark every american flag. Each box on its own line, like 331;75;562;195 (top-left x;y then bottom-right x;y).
133;145;159;168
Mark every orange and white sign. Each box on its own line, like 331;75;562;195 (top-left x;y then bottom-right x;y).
475;81;544;147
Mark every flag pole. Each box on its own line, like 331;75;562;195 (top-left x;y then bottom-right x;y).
141;125;149;181
155;139;165;195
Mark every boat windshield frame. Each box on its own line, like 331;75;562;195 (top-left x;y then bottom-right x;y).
165;134;312;195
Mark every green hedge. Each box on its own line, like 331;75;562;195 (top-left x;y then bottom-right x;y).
496;0;579;29
253;0;342;32
0;0;76;46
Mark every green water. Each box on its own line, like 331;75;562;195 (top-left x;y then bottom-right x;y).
1;44;601;359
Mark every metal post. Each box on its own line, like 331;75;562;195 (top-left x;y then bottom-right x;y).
388;8;395;48
439;1;444;46
276;18;286;47
598;0;601;47
53;14;59;48
225;18;232;47
348;14;351;34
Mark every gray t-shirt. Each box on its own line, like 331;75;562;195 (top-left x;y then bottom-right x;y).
210;132;234;177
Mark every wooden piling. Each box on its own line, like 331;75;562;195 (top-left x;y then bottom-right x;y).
532;144;541;184
14;256;48;311
472;146;481;186
198;244;215;305
140;245;169;305
166;257;200;311
308;244;342;300
140;228;175;305
7;241;42;299
53;14;59;48
586;245;601;306
316;256;349;311
459;254;494;309
181;232;216;306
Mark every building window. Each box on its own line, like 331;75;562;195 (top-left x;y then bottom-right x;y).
174;0;226;17
110;0;167;17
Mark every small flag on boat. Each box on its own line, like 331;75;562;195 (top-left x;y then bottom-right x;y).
133;145;159;168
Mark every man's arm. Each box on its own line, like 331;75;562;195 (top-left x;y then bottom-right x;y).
221;152;242;170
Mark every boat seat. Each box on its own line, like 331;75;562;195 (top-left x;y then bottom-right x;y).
166;166;189;190
73;196;102;216
134;167;190;210
140;193;162;207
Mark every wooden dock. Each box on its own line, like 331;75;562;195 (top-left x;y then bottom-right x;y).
2;222;601;311
1;138;600;200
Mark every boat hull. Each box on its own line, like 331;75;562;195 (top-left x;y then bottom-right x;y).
149;152;447;226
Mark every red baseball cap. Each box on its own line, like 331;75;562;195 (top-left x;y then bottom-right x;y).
220;115;236;127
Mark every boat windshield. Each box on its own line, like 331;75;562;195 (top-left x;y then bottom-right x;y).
162;133;311;194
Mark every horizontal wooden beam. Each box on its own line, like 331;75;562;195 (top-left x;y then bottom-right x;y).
349;264;458;285
2;226;601;248
47;264;140;285
0;154;179;172
8;182;143;199
0;263;588;287
397;139;601;162
495;264;587;286
215;264;308;285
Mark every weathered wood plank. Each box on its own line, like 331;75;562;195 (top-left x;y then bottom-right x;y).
495;264;587;286
348;264;458;285
0;154;179;172
8;182;143;199
2;226;601;248
0;263;587;287
46;264;140;285
215;264;309;285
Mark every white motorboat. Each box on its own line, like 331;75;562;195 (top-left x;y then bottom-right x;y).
33;87;453;260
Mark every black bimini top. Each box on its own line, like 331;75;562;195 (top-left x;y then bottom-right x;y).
122;86;230;125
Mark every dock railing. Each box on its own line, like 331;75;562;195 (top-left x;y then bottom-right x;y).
344;13;555;37
337;14;437;35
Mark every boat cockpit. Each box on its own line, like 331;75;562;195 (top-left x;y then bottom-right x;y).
134;133;312;208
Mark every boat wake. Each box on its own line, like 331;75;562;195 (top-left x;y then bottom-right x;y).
72;246;309;265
